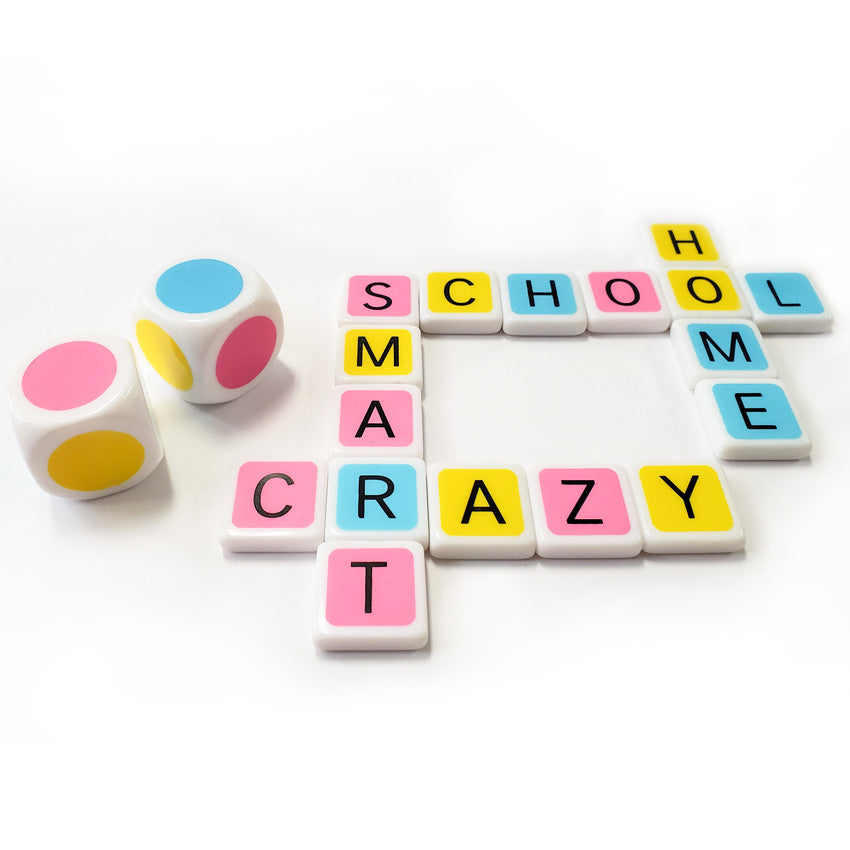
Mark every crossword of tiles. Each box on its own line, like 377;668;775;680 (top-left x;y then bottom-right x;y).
219;224;832;651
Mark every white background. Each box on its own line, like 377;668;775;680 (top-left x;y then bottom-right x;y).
2;1;849;847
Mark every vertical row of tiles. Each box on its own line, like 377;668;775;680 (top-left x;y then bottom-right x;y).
320;274;429;649
653;224;828;459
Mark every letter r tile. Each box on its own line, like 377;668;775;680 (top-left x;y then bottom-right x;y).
314;541;428;651
326;457;428;547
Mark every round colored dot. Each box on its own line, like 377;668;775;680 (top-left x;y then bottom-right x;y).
215;316;278;389
136;320;194;391
48;430;145;492
156;259;243;313
22;341;118;411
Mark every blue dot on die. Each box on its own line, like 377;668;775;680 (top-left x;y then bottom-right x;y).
156;259;244;313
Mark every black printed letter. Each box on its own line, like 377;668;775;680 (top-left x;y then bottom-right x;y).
357;335;400;368
354;400;395;439
698;330;751;363
358;475;396;519
562;480;603;524
687;276;723;304
444;278;475;307
667;228;703;256
351;561;387;614
605;278;640;307
253;472;294;519
659;474;699;519
734;392;776;430
363;281;393;311
460;479;507;525
525;279;560;308
766;279;801;308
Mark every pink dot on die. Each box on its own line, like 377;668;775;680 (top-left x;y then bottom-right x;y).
215;316;278;389
22;341;118;410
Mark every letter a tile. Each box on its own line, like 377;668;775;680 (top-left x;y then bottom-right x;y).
331;384;423;457
428;465;536;559
632;464;745;553
314;541;428;651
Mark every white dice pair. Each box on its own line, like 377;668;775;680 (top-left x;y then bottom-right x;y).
9;257;284;499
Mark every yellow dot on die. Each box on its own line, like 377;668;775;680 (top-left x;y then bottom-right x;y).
48;431;146;492
136;319;193;390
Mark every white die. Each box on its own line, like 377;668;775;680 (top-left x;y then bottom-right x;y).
133;257;284;404
8;334;164;499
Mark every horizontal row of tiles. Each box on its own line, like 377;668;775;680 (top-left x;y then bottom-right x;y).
338;271;831;335
221;460;745;559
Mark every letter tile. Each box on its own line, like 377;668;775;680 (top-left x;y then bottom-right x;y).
314;541;428;651
738;271;832;333
528;465;643;558
661;268;751;320
427;465;536;559
338;274;419;326
420;272;503;334
335;325;422;386
326;457;428;547
500;273;587;336
579;271;671;333
669;319;777;389
632;464;745;553
694;379;811;460
220;460;328;552
648;223;721;264
331;384;423;457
